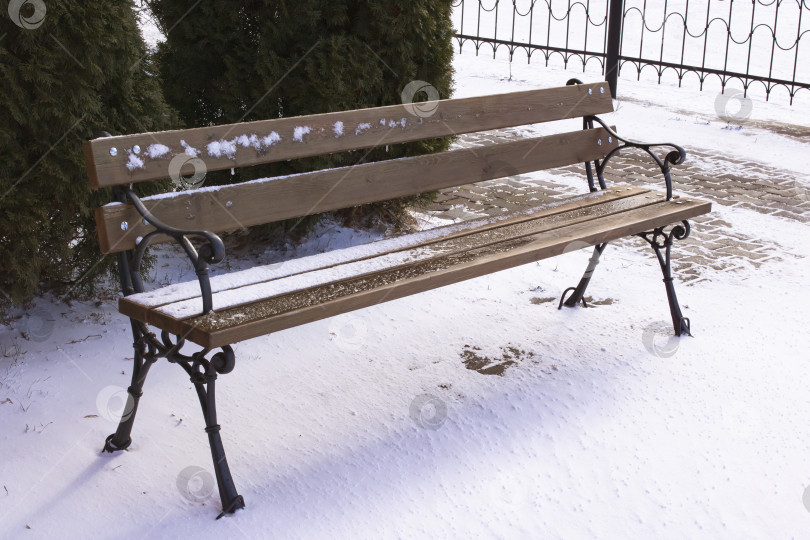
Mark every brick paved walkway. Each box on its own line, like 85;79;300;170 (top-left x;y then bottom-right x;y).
414;127;809;285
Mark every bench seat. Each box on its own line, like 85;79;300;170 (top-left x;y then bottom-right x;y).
121;185;709;348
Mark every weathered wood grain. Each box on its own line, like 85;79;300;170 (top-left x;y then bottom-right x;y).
120;193;711;347
84;82;613;188
97;127;619;253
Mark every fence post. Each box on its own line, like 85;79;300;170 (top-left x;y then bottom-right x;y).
605;0;624;98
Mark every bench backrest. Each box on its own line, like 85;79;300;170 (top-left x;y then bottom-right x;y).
85;82;616;254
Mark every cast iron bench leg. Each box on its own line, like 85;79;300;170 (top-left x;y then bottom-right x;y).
103;321;156;453
189;347;245;519
558;243;608;309
637;221;693;337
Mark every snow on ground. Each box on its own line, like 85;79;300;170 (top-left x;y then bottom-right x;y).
2;47;810;540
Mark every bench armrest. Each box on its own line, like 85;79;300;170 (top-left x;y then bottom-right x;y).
121;187;225;315
588;115;686;201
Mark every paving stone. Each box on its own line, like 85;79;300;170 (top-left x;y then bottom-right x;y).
418;129;810;285
772;210;809;222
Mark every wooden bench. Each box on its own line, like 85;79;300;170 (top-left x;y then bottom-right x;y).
84;79;711;517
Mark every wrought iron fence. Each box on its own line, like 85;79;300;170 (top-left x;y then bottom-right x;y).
452;0;810;104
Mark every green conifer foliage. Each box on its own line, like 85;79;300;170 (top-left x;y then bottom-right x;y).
150;0;455;193
0;1;174;307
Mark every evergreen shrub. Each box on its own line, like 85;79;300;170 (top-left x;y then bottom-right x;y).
0;0;175;308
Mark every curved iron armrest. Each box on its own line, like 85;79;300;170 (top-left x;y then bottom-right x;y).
586;116;686;201
120;187;225;315
565;78;686;201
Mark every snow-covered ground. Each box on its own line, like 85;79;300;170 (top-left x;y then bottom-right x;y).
3;33;810;540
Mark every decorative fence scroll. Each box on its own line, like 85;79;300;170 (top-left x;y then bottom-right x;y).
453;0;810;104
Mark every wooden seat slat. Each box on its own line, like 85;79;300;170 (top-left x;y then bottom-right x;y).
155;191;659;319
120;189;710;348
120;185;651;316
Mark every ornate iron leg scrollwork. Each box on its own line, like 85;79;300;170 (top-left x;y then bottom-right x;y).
110;329;246;518
103;216;160;453
173;345;245;519
558;243;608;309
637;221;693;337
102;323;159;452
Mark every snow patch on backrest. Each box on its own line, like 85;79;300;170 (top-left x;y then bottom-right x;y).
147;144;170;159
126;152;145;171
180;140;199;158
262;132;281;146
207;139;238;159
293;126;311;142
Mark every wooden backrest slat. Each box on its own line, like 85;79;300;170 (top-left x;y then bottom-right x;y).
84;83;612;188
95;127;618;253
